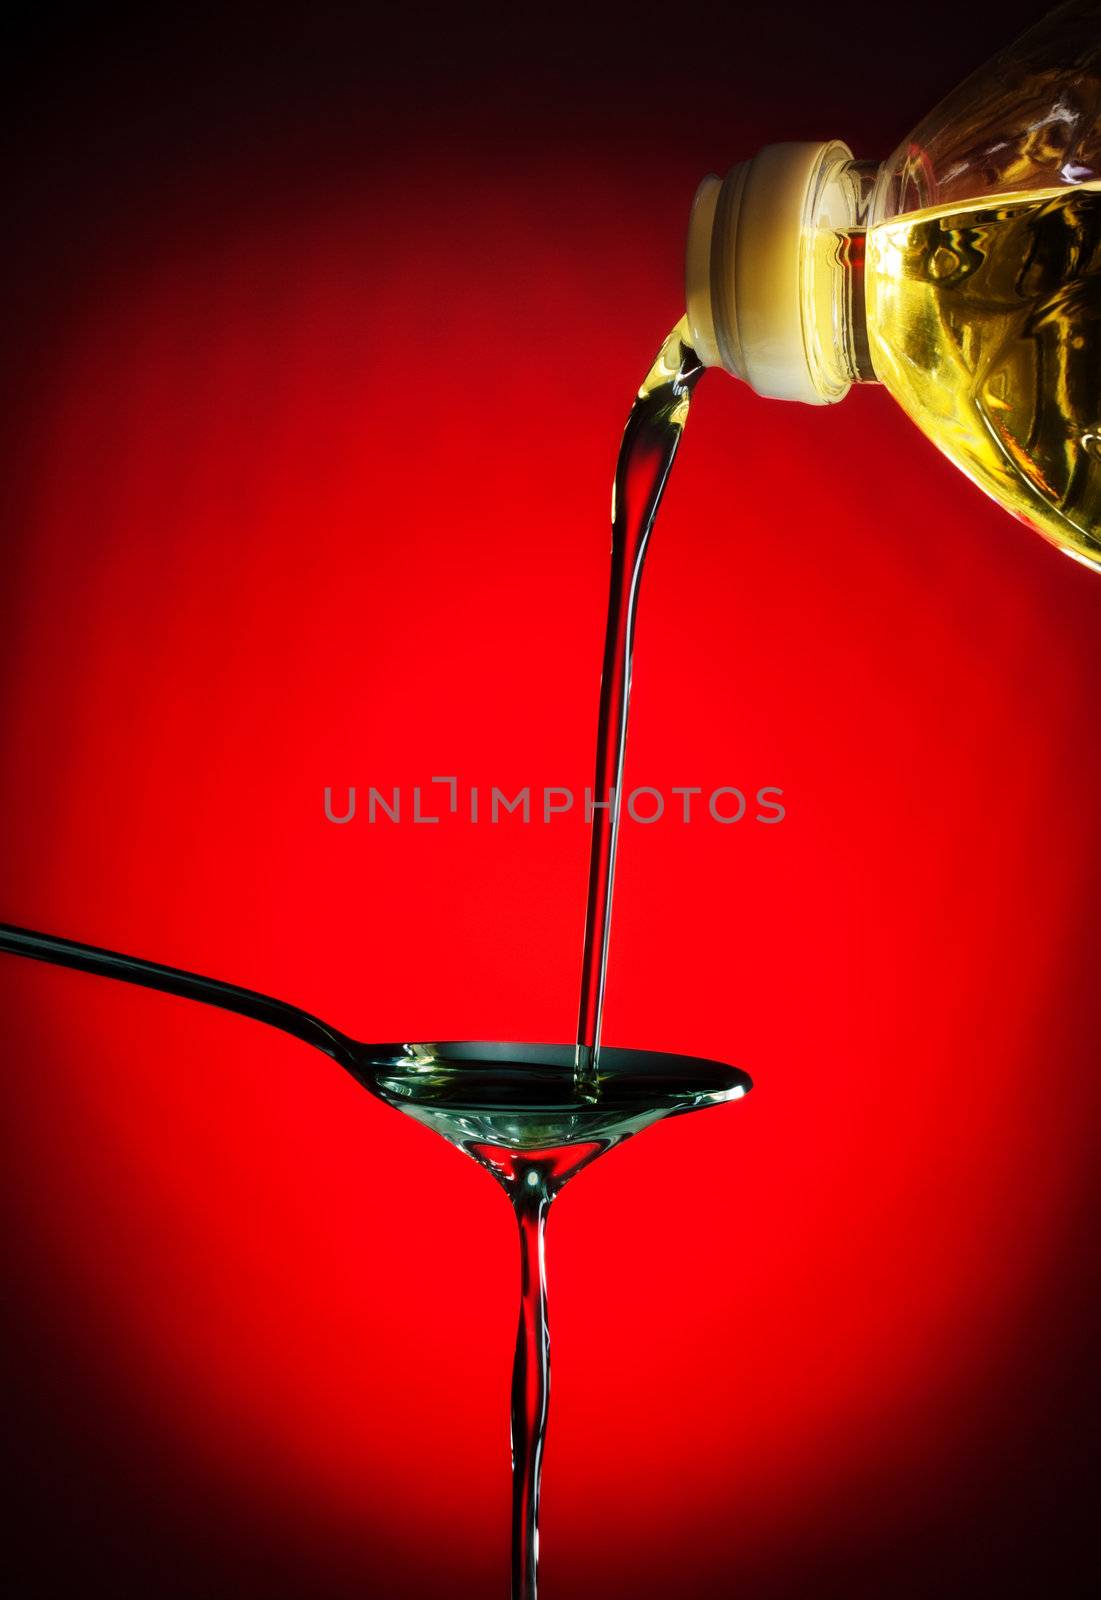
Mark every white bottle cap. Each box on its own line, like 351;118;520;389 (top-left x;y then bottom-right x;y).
686;140;856;405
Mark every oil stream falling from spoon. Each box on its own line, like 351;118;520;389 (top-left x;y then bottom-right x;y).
574;318;704;1096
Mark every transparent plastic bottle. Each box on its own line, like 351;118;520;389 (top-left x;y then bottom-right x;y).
685;0;1101;568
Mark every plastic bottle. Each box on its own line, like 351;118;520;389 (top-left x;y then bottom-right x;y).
685;0;1101;568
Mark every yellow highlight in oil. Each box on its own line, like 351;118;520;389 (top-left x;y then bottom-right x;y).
866;185;1101;569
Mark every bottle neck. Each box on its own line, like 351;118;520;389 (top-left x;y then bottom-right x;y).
686;144;879;405
834;220;878;389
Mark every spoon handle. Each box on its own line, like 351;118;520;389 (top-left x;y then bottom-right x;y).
0;920;359;1068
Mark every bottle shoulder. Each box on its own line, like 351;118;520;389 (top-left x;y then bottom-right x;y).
871;0;1101;224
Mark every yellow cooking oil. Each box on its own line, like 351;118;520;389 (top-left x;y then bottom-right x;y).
864;184;1101;569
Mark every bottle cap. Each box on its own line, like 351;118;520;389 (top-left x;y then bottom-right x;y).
686;140;857;405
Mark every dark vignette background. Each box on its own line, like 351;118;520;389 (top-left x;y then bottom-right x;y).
2;4;1100;1598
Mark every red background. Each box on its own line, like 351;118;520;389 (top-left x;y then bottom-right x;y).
3;4;1100;1595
